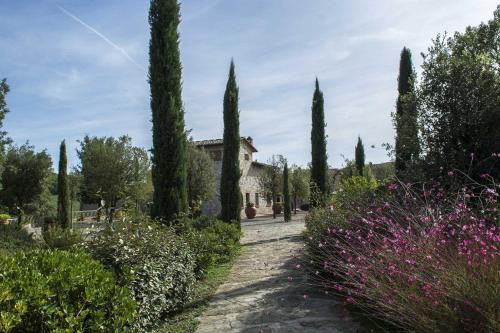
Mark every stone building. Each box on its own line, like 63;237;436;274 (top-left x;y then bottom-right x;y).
194;137;278;218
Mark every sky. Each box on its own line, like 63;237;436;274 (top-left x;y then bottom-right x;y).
0;0;498;169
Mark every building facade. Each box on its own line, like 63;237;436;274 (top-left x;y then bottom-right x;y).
194;137;277;218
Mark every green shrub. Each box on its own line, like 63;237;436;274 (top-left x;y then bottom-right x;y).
174;216;240;277
0;224;39;254
0;213;10;221
42;226;84;250
0;250;136;333
87;220;196;332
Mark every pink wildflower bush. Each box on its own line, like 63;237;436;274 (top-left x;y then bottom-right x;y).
305;178;499;332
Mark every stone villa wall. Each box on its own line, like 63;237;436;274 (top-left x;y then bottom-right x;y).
200;141;274;218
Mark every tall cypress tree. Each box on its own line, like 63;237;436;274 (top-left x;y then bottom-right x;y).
220;60;241;223
310;78;328;207
283;162;292;222
355;136;365;176
394;47;419;179
57;140;70;228
149;0;188;221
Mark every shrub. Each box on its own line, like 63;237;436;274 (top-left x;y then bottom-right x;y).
178;216;240;278
42;226;84;250
87;220;196;332
306;179;499;332
0;213;10;221
0;224;38;254
0;249;136;332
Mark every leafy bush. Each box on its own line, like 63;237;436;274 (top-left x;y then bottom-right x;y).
0;224;38;254
176;216;240;278
306;179;500;332
0;213;10;221
42;225;84;250
87;220;196;332
0;250;136;332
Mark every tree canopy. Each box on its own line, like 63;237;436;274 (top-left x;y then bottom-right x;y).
187;142;216;213
77;135;150;214
149;0;188;221
0;144;52;223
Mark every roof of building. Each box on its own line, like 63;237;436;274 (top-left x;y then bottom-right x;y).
194;137;258;152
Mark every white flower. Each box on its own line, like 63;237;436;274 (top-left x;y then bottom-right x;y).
119;238;124;245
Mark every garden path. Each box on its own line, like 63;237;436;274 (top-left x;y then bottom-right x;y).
196;213;360;333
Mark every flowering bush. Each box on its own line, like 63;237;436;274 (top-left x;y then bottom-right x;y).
306;177;499;332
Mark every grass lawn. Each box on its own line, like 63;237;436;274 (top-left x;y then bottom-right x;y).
155;248;242;333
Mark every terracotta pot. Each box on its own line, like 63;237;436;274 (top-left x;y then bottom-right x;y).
245;206;257;219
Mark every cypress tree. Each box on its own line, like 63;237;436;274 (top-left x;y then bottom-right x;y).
57;140;70;228
355;136;365;176
149;0;188;221
394;47;419;179
220;60;241;223
283;162;292;222
310;78;328;207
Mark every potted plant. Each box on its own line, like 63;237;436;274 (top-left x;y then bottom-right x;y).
0;213;10;225
245;202;257;219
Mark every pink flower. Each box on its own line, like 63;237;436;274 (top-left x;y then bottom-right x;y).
447;171;454;177
388;183;398;192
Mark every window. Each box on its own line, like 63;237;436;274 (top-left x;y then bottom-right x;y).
276;195;282;203
266;193;272;207
244;153;250;161
245;193;250;205
255;193;259;207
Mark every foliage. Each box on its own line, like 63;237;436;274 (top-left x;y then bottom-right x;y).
0;249;136;332
154;254;238;333
305;175;378;257
149;0;188;221
88;219;196;332
310;78;328;207
0;224;38;254
394;47;420;180
57;140;70;228
187;141;216;213
0;78;11;170
220;60;241;223
179;216;241;278
77;135;150;219
354;136;365;177
419;8;500;182
258;155;285;218
290;165;310;213
283;162;292;222
306;178;499;333
0;143;52;224
42;225;84;250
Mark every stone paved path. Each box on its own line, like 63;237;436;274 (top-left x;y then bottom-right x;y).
196;213;360;333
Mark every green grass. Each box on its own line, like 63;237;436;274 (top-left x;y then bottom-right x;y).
155;247;241;333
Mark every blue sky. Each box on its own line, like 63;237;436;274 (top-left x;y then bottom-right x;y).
0;0;497;169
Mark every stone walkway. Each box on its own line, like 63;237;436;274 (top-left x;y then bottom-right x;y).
196;213;360;333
